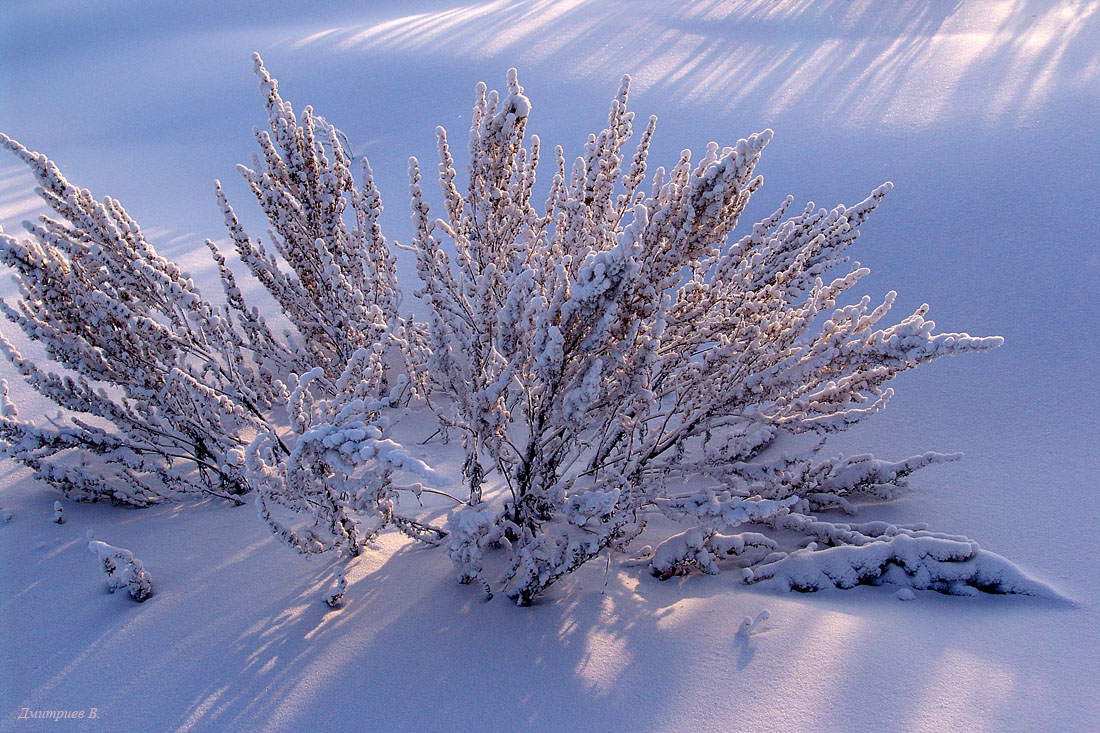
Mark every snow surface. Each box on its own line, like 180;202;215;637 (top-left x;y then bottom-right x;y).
1;1;1098;730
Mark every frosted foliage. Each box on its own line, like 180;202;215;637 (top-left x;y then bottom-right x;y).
408;70;1018;604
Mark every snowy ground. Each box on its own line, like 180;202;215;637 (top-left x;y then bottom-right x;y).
1;1;1098;730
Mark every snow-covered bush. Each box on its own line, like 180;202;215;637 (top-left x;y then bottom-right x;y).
0;54;409;508
0;58;1049;605
88;539;153;601
0;137;282;505
406;70;1012;603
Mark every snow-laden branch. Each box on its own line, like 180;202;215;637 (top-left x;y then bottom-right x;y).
0;133;283;504
210;54;416;389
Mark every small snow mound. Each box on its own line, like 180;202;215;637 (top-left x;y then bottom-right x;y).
895;588;916;601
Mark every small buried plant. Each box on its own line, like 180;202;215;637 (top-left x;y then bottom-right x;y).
88;538;153;602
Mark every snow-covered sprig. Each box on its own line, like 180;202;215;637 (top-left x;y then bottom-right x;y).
88;539;153;601
247;347;447;556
